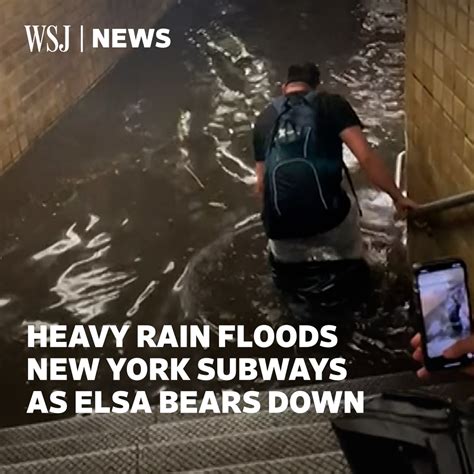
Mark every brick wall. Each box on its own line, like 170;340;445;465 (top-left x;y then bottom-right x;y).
405;0;474;289
0;0;174;173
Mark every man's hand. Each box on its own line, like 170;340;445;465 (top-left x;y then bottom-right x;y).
411;333;474;379
394;196;419;218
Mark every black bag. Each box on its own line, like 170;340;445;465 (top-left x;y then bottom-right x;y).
262;92;358;240
332;390;474;474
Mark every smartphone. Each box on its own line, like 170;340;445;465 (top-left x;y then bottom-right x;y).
413;258;473;371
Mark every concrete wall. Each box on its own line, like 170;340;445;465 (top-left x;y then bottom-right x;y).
405;0;474;288
0;0;174;173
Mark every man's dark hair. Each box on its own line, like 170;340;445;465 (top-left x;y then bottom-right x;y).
286;63;321;88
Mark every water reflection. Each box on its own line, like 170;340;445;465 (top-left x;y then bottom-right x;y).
45;234;136;323
127;281;159;318
188;24;268;185
32;224;81;261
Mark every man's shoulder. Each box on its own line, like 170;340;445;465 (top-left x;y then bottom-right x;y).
315;91;348;106
255;102;278;127
315;90;362;130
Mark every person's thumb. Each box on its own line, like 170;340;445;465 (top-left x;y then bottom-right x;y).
443;336;474;359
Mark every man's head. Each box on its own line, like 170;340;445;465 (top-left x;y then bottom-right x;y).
283;62;321;95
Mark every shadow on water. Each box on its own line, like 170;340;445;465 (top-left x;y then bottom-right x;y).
0;0;416;427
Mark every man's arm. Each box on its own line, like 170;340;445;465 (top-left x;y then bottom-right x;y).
255;162;265;199
340;125;417;214
253;107;271;202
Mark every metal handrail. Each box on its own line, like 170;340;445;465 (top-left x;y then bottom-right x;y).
395;150;406;193
394;149;474;218
411;191;474;217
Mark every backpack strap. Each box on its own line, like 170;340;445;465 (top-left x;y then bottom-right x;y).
303;90;318;104
272;91;316;113
266;97;292;157
271;96;289;115
343;163;362;216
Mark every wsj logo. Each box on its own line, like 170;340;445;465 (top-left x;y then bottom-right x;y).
24;25;173;52
25;25;71;52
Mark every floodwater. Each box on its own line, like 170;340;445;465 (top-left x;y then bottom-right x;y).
0;0;415;427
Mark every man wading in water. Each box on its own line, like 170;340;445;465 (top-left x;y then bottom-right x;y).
253;63;417;320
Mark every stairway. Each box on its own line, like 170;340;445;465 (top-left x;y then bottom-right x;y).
0;372;470;473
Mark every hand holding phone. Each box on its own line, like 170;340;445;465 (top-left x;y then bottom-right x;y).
413;258;474;373
411;333;474;378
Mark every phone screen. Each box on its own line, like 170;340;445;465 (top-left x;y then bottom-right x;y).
415;260;473;370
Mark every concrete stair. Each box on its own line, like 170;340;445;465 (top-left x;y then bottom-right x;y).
0;372;470;473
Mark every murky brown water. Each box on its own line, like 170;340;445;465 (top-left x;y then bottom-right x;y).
0;0;415;428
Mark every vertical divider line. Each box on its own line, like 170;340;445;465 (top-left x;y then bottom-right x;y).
80;25;84;53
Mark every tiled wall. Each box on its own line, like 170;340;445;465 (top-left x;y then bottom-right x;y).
0;0;173;173
405;0;474;288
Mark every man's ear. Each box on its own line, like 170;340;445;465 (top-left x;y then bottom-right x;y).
281;83;287;95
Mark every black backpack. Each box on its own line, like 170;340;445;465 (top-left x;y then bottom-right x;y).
262;91;359;240
332;389;474;474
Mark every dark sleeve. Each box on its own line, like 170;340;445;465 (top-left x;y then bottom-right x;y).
325;94;363;135
253;105;277;162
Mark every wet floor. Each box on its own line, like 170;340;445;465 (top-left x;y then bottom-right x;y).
0;0;416;427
